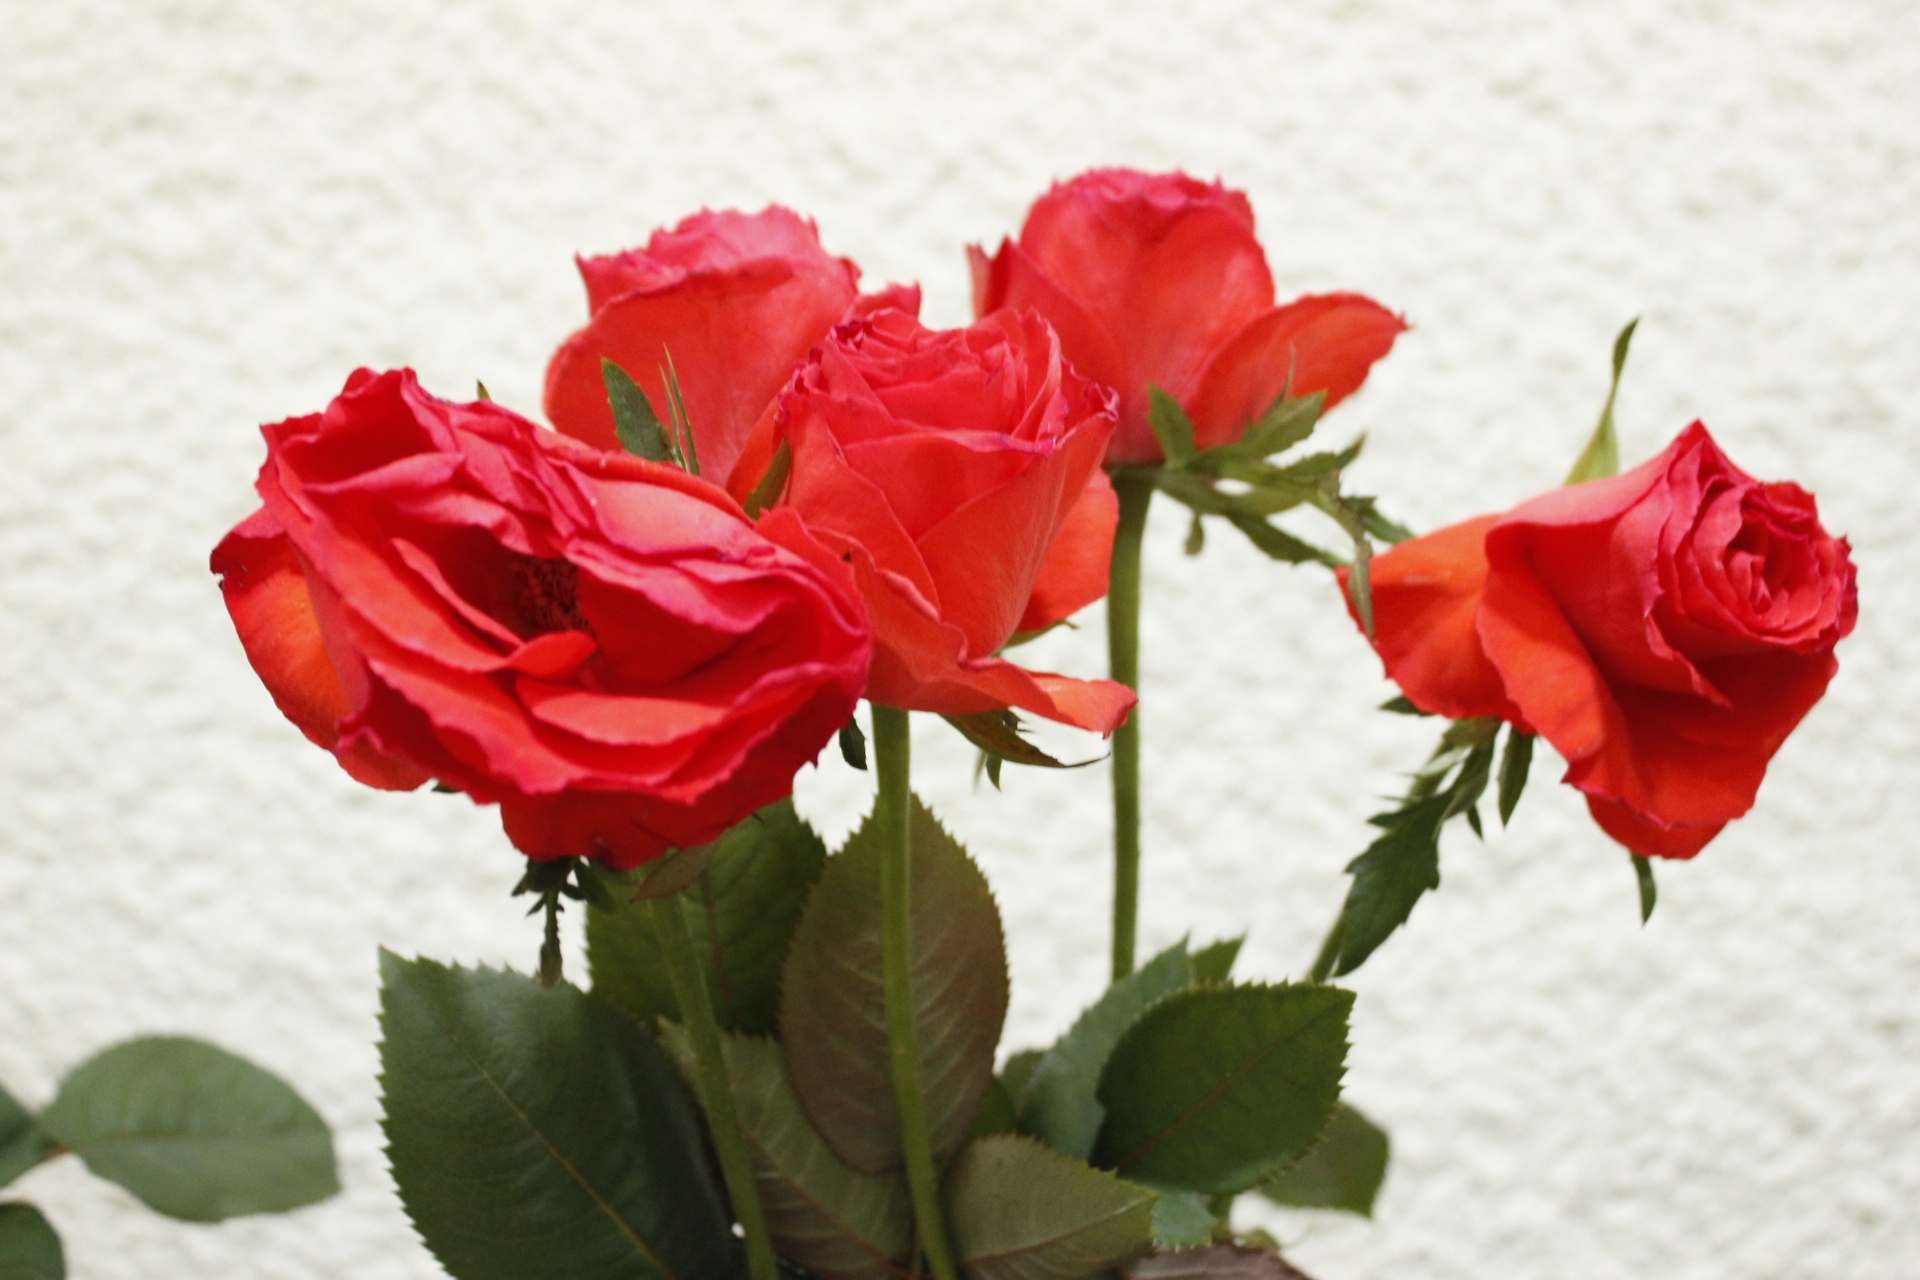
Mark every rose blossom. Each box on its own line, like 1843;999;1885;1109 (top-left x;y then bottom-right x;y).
971;168;1407;467
212;369;871;867
1352;422;1856;858
729;307;1136;733
543;205;918;488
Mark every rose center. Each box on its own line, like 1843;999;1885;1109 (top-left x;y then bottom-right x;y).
502;552;594;638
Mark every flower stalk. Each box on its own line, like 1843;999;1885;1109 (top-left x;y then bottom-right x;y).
1106;470;1155;982
870;704;959;1280
645;892;780;1280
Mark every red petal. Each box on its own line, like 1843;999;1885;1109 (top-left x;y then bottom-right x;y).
1187;293;1407;450
1017;467;1118;635
1585;795;1724;860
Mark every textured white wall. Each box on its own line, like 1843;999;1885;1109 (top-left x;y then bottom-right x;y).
2;2;1915;1277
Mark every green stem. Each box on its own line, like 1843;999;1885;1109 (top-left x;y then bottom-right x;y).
1107;470;1155;982
646;893;780;1280
870;705;959;1280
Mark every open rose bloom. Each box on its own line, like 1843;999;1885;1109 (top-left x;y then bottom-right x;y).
213;369;870;867
972;168;1406;465
1358;422;1857;858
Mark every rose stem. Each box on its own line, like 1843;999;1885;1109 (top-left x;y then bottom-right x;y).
645;892;780;1280
1106;470;1155;982
870;704;960;1280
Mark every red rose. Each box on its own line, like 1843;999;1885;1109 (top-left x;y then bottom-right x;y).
731;308;1136;733
212;369;871;867
543;205;917;488
1354;422;1857;858
970;168;1407;467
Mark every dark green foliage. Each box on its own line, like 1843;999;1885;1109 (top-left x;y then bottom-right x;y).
379;953;743;1280
1093;985;1351;1196
0;1203;64;1279
780;796;1008;1173
1187;938;1243;987
944;1135;1156;1280
0;1084;49;1189
38;1037;336;1223
1258;1102;1389;1217
589;800;827;1037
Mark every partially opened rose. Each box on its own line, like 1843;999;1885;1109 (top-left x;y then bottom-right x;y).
544;205;917;487
1354;422;1857;858
730;308;1136;733
971;168;1406;467
212;369;871;867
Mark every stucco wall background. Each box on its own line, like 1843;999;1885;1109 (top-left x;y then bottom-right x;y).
2;2;1915;1277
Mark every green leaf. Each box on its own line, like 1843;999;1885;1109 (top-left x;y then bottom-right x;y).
1632;854;1658;924
942;709;1091;770
38;1037;337;1223
677;1031;912;1280
998;1050;1044;1109
628;843;719;903
0;1084;50;1189
1188;938;1243;987
968;1074;1021;1141
1148;387;1196;465
1257;1102;1389;1217
1565;318;1637;485
945;1135;1156;1280
743;440;793;519
1092;985;1351;1196
1020;943;1193;1160
1148;1190;1215;1248
1241;391;1325;459
1497;728;1535;826
0;1203;63;1279
589;799;827;1037
603;358;675;465
1224;513;1336;566
1316;793;1448;979
781;796;1008;1174
379;953;744;1280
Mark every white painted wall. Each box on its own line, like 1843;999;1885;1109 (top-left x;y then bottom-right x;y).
3;2;1914;1276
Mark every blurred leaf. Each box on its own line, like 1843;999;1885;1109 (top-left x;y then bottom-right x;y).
379;953;743;1280
1021;943;1192;1160
945;1135;1156;1280
1633;855;1658;924
589;800;827;1037
968;1074;1021;1141
1188;938;1243;987
1148;387;1195;464
628;842;719;903
1093;985;1350;1196
1148;1190;1215;1248
0;1084;50;1189
1124;1243;1317;1279
1565;319;1637;485
39;1037;337;1223
678;1032;912;1280
603;358;676;465
0;1203;63;1279
1497;728;1535;826
1257;1103;1389;1217
781;796;1009;1173
1184;513;1206;557
999;1050;1045;1110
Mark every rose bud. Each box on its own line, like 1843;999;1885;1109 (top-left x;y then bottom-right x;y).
544;205;918;488
1352;422;1857;859
212;369;871;868
971;167;1406;468
730;308;1136;733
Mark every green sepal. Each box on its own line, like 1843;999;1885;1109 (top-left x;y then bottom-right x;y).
743;440;793;519
39;1037;337;1223
1633;854;1658;924
1565;318;1638;485
0;1203;64;1279
1379;695;1429;716
838;712;868;771
780;795;1009;1173
1147;386;1196;464
602;358;677;465
0;1083;51;1189
1092;984;1351;1196
588;799;826;1037
943;709;1095;771
1497;728;1535;826
944;1135;1157;1280
379;953;744;1280
1257;1101;1390;1218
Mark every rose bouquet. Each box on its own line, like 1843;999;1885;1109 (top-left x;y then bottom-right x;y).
2;169;1850;1280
